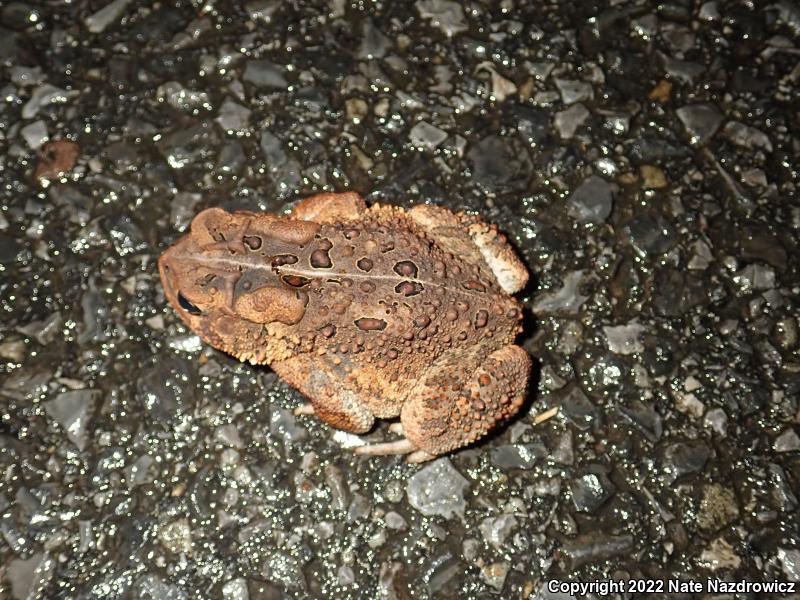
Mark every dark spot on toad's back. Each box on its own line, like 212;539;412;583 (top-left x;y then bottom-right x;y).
393;260;418;277
282;274;310;287
310;248;332;268
395;281;423;296
355;317;387;331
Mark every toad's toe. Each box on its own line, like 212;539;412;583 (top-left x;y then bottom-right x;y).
406;449;436;463
293;403;315;416
354;438;416;456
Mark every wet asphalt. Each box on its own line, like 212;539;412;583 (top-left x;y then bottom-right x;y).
0;1;799;598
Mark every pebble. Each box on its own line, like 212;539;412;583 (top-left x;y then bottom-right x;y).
703;407;728;437
774;428;800;453
559;386;600;430
383;479;405;504
20;120;48;150
170;191;202;232
733;264;776;292
43;389;100;451
688;239;713;270
0;337;26;362
619;400;662;442
409;121;448;150
415;0;468;37
425;551;460;594
778;548;800;581
554;103;590;139
84;0;132;33
10;65;44;87
406;458;469;519
7;553;54;600
346;493;372;522
552;431;575;465
385;511;407;531
215;141;246;175
674;389;704;419
639;164;667;188
259;131;301;193
561;533;634;568
625;215;677;255
603;321;645;355
216;97;252;133
773;317;798;350
132;575;187;599
662;441;711;483
490;443;546;469
532;271;590;315
699;2;720;21
246;0;280;23
221;578;249;600
126;454;155;486
699;537;741;571
697;483;739;531
567;175;614;224
157;81;210;111
467;135;531;191
22;84;78;119
676;103;724;144
570;467;615;513
722;121;773;152
158;518;192;554
16;311;62;345
337;565;356;586
554;78;593;104
243;59;288;89
479;62;517;102
479;514;518;547
323;465;350;511
480;562;509;592
358;18;391;59
269;407;308;443
661;54;705;85
214;424;245;449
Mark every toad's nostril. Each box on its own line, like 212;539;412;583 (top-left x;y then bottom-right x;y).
177;292;202;315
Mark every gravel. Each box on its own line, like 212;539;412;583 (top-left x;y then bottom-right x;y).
1;1;798;597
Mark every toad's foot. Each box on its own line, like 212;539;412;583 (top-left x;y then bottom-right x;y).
354;437;436;463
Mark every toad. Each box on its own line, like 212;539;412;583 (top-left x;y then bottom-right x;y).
159;192;532;462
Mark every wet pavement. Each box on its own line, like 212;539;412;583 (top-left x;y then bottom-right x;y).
1;1;799;598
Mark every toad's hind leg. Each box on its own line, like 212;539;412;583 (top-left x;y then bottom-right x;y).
399;345;532;459
407;205;529;294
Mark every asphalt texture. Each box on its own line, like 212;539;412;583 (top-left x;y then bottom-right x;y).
1;1;799;599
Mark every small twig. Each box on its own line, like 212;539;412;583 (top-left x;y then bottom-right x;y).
531;406;560;425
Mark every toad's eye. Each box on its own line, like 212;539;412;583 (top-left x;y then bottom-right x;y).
178;292;202;315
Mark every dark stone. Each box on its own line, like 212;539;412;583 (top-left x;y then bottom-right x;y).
560;386;601;430
625;215;677;256
661;441;712;483
570;465;616;513
467;135;532;192
0;234;22;264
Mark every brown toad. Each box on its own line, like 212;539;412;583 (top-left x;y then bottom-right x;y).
158;192;531;462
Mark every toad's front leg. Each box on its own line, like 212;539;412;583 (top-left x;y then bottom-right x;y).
273;356;375;434
356;345;532;463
